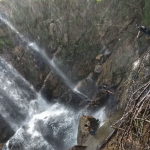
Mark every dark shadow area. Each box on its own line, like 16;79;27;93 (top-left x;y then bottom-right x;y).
0;114;14;143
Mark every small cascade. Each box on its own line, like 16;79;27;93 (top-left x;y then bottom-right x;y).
72;75;97;107
92;107;106;126
0;14;74;90
4;102;79;150
0;57;79;150
0;57;36;130
73;87;89;100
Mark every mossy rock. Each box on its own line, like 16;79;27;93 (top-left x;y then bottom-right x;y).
111;67;125;85
0;37;13;54
138;71;144;79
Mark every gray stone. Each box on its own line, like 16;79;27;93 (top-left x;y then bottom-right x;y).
77;115;99;145
49;23;55;36
94;64;102;73
103;49;111;57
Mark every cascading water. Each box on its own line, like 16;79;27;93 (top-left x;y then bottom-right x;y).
0;14;74;89
0;14;88;99
0;57;36;130
0;13;106;150
4;103;78;150
0;14;97;111
0;57;79;150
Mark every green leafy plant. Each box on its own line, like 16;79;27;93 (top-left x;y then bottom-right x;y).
96;0;102;2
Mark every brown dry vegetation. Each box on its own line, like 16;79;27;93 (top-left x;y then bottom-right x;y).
101;50;150;150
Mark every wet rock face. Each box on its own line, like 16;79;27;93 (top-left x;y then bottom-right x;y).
0;115;14;143
69;145;86;150
77;115;99;146
40;72;59;100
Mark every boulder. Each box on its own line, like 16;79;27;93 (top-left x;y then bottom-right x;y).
95;54;103;60
77;115;99;146
94;64;102;73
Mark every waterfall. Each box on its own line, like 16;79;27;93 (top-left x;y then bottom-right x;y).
0;14;74;89
0;55;105;150
0;14;91;99
0;57;78;150
0;57;36;130
0;13;106;150
4;103;78;150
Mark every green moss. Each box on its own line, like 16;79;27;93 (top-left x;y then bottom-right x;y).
138;71;144;79
0;37;13;54
112;67;126;85
143;1;150;25
0;37;13;47
0;39;5;46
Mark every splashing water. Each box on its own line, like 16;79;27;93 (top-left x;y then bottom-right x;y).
0;14;89;98
0;57;36;130
0;57;79;150
4;103;79;150
0;15;20;35
0;14;76;89
0;56;105;150
133;59;140;70
0;14;73;87
93;107;106;127
0;14;107;150
28;42;75;89
73;87;89;100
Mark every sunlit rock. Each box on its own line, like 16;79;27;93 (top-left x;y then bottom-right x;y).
49;23;55;37
132;59;140;70
94;64;102;73
95;54;103;60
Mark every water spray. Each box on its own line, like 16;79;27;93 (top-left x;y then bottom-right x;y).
0;14;89;101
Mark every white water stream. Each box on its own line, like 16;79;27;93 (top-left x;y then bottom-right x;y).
0;57;79;150
0;15;106;150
